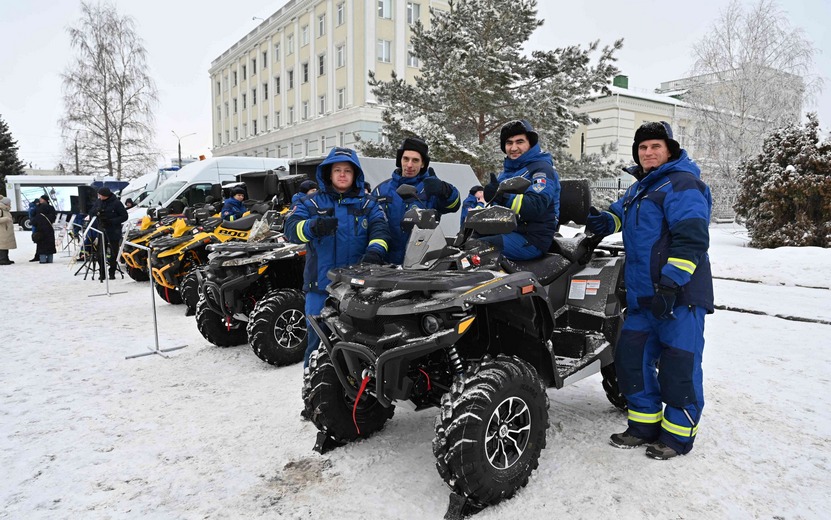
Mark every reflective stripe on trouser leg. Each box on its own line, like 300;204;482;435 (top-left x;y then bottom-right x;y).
303;290;327;368
656;305;707;454
615;310;662;441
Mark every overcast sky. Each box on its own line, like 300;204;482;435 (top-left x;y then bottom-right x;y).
1;0;829;171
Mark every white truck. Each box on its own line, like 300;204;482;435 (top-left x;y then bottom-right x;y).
4;175;99;230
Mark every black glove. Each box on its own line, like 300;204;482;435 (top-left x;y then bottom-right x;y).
482;173;503;205
586;206;615;236
310;216;338;237
651;276;679;320
360;249;384;265
422;175;450;199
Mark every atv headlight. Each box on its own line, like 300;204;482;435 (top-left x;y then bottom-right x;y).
421;314;441;335
220;256;264;267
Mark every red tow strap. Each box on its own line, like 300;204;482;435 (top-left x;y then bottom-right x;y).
225;316;231;331
418;368;432;391
353;375;371;435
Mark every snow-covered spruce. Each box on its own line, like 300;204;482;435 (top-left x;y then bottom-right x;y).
195;295;247;347
306;349;394;442
433;355;549;507
246;289;307;366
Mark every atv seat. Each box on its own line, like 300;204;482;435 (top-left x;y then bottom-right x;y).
222;213;261;231
548;235;588;263
500;253;573;285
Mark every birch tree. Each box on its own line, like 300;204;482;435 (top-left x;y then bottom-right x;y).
60;2;159;179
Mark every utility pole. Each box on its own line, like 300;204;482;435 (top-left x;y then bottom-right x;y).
171;130;196;167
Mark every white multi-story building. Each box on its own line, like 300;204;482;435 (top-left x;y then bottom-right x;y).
209;0;446;159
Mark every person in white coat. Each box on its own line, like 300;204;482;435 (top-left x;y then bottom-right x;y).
0;196;18;265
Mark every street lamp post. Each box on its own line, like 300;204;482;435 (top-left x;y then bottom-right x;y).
171;130;196;167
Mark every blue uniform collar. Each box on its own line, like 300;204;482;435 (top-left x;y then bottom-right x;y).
503;144;552;172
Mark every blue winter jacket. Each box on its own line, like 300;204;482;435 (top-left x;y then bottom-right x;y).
373;167;460;265
220;197;246;221
608;150;714;312
460;194;485;226
285;148;390;293
494;144;561;253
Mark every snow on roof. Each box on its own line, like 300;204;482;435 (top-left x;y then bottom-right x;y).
588;85;690;107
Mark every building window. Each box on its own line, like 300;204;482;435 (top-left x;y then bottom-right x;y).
275;111;281;128
263;82;268;100
336;88;345;110
242;65;247;80
302;100;309;120
301;25;309;46
319;95;326;114
378;0;391;19
262;50;267;65
337;3;345;25
243;123;248;137
216;105;221;120
234;127;239;140
252;88;257;105
318;54;326;76
338;131;344;147
225;130;230;142
242;93;247;109
407;2;420;24
336;45;345;68
288;106;295;124
263;115;268;130
274;43;280;61
215;80;221;94
233;71;238;86
253;120;258;135
288;70;294;90
302;63;309;83
407;44;419;67
224;102;229;117
287;34;294;54
252;58;257;74
318;14;326;36
377;39;391;63
275;75;281;94
233;98;238;113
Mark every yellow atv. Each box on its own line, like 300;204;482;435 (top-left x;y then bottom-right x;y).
149;204;270;304
121;213;192;281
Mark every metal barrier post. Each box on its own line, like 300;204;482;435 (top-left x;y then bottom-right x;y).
124;239;187;359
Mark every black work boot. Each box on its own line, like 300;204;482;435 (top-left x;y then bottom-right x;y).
645;442;681;460
609;431;652;449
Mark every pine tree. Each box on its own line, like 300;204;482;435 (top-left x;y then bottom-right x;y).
0;115;26;196
734;113;831;248
359;0;622;179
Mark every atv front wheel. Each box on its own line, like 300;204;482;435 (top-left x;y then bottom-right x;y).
126;265;150;282
601;363;627;411
154;282;183;304
195;296;248;347
433;355;549;507
306;349;394;442
247;289;307;366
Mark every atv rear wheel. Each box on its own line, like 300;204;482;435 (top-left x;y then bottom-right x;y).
126;265;150;282
154;282;183;304
180;269;202;317
601;363;627;411
306;349;394;442
247;289;307;366
433;355;549;507
195;296;248;347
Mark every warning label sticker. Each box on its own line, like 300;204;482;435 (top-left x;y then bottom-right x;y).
586;279;601;295
569;279;587;300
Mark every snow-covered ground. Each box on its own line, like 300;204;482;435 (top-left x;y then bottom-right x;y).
2;223;829;519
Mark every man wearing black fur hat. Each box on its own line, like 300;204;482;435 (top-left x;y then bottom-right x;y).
587;121;713;460
88;187;129;279
372;136;460;265
479;119;560;261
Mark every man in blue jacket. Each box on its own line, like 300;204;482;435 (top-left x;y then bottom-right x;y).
460;185;485;225
587;121;714;460
220;187;247;221
373;137;460;265
479;119;560;261
285;147;390;368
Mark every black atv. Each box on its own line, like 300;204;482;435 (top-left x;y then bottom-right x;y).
305;178;626;511
195;211;308;366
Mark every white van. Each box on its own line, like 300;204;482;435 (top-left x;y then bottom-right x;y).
130;156;290;220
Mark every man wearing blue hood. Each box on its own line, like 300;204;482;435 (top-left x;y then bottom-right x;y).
479;119;560;261
373;136;460;265
285;147;390;368
220;187;247;221
587;121;714;460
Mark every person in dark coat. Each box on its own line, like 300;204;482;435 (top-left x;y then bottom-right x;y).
33;195;57;263
88;187;129;279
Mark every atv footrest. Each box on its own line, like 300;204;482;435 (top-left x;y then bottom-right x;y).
444;491;484;520
312;431;345;455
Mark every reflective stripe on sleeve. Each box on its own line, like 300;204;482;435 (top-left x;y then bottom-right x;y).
510;194;523;214
668;257;696;274
369;238;388;251
446;194;460;209
296;221;310;243
611;212;621;233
